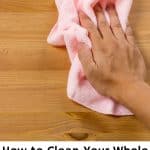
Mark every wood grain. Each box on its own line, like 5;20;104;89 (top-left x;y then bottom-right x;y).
0;0;149;140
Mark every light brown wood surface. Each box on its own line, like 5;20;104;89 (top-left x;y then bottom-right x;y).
0;0;150;140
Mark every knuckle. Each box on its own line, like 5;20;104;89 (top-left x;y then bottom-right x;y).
122;42;129;49
126;27;133;36
111;41;119;50
103;40;119;53
112;21;121;29
100;20;107;27
87;22;95;30
134;49;141;59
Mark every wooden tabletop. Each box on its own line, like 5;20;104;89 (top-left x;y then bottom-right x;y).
0;0;150;140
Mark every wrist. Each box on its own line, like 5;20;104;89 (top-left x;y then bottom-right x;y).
111;76;145;103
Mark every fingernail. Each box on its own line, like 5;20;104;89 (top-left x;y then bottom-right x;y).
94;3;103;12
94;4;100;11
106;3;114;11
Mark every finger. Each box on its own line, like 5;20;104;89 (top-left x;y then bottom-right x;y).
78;42;95;73
107;4;125;40
125;22;135;45
79;11;105;59
94;4;113;38
79;11;102;48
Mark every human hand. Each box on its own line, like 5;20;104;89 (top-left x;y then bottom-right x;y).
78;4;146;101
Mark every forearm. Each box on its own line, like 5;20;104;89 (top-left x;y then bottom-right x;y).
117;79;150;128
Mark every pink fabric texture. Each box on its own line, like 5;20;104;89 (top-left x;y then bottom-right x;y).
48;0;133;116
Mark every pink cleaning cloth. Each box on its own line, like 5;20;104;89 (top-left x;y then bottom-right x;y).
48;0;133;116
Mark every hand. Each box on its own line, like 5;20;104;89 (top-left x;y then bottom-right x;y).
78;4;146;102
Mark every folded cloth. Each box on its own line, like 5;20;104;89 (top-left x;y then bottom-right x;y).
48;0;133;116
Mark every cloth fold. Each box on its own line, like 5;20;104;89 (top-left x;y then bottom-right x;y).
48;0;133;116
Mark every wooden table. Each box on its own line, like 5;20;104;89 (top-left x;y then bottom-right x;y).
0;0;150;140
